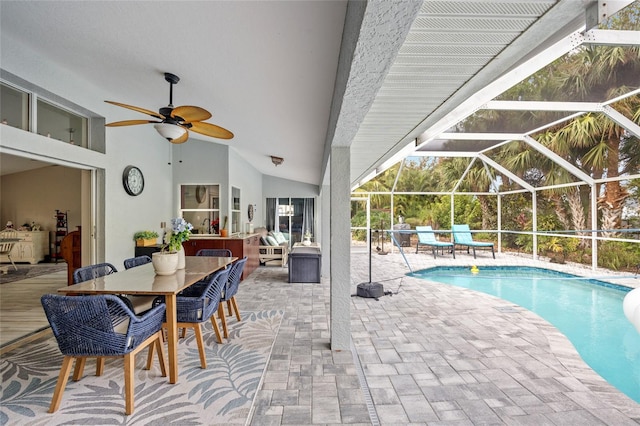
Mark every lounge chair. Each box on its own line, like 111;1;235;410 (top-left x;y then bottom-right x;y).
451;224;495;259
415;226;455;259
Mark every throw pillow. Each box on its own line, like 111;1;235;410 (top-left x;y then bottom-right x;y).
266;235;279;246
271;231;287;245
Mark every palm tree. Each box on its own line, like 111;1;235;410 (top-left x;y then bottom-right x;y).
438;157;496;229
551;42;640;236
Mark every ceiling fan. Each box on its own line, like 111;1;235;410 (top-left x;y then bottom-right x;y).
104;72;233;144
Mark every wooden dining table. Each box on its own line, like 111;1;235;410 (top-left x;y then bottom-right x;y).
57;255;237;384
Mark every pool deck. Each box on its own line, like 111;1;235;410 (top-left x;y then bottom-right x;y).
247;248;640;425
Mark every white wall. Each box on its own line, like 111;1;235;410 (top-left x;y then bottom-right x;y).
262;175;319;198
1;36;173;268
1;35;321;267
1;165;81;257
229;148;263;229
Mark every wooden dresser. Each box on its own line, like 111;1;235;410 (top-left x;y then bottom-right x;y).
0;230;49;264
182;233;260;279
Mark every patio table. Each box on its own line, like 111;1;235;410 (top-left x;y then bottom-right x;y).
58;255;236;384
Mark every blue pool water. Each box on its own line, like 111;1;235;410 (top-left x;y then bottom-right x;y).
410;266;640;403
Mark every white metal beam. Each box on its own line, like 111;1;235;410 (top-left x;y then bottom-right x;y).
439;132;522;141
602;105;640;138
583;28;640;46
585;2;633;30
482;100;602;112
415;27;587;149
478;154;534;192
412;151;476;158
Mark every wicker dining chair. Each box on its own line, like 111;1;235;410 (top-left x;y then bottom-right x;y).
74;262;154;316
195;248;232;257
41;294;167;415
153;267;230;369
218;257;247;338
123;255;152;269
73;262;118;283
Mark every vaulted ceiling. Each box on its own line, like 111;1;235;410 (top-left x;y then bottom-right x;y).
1;1;635;187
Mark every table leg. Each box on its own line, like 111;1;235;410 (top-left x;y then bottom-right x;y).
165;294;178;384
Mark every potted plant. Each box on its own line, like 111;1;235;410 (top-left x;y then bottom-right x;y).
165;217;193;269
220;216;228;237
152;218;193;275
133;230;159;247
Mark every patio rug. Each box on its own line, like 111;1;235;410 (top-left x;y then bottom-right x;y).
0;263;67;285
0;309;283;425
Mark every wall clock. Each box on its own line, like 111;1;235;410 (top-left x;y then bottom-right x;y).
122;165;144;196
247;204;254;222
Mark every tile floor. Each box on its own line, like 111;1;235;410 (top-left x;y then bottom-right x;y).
3;249;640;424
241;249;640;425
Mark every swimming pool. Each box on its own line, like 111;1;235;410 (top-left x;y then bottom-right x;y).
410;266;640;403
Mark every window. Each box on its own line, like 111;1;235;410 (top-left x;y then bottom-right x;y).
36;98;88;146
272;197;314;243
231;187;241;234
1;80;89;147
180;184;220;235
1;82;29;131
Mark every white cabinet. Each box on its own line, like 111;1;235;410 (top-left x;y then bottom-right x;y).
0;231;49;264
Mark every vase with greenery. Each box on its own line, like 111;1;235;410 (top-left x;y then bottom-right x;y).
164;217;193;269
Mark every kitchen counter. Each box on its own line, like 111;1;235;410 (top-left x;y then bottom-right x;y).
189;232;260;240
182;234;261;279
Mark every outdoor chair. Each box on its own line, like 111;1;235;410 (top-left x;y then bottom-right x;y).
196;248;232;257
74;262;154;315
40;294;167;415
452;224;495;259
218;257;247;338
415;226;455;259
153;267;230;369
0;229;19;271
123;255;152;269
73;262;118;283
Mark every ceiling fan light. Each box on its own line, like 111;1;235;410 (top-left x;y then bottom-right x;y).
154;123;187;141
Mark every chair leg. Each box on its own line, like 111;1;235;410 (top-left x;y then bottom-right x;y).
96;357;105;376
210;312;224;344
227;300;233;317
124;352;135;415
72;357;87;381
218;303;229;338
491;246;495;259
472;247;477;259
49;356;74;413
192;324;207;369
146;341;156;371
155;334;167;377
230;296;241;322
8;255;17;271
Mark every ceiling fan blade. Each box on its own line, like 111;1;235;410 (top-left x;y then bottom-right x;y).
105;119;160;127
171;105;212;123
170;129;190;144
105;100;165;120
189;121;234;140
